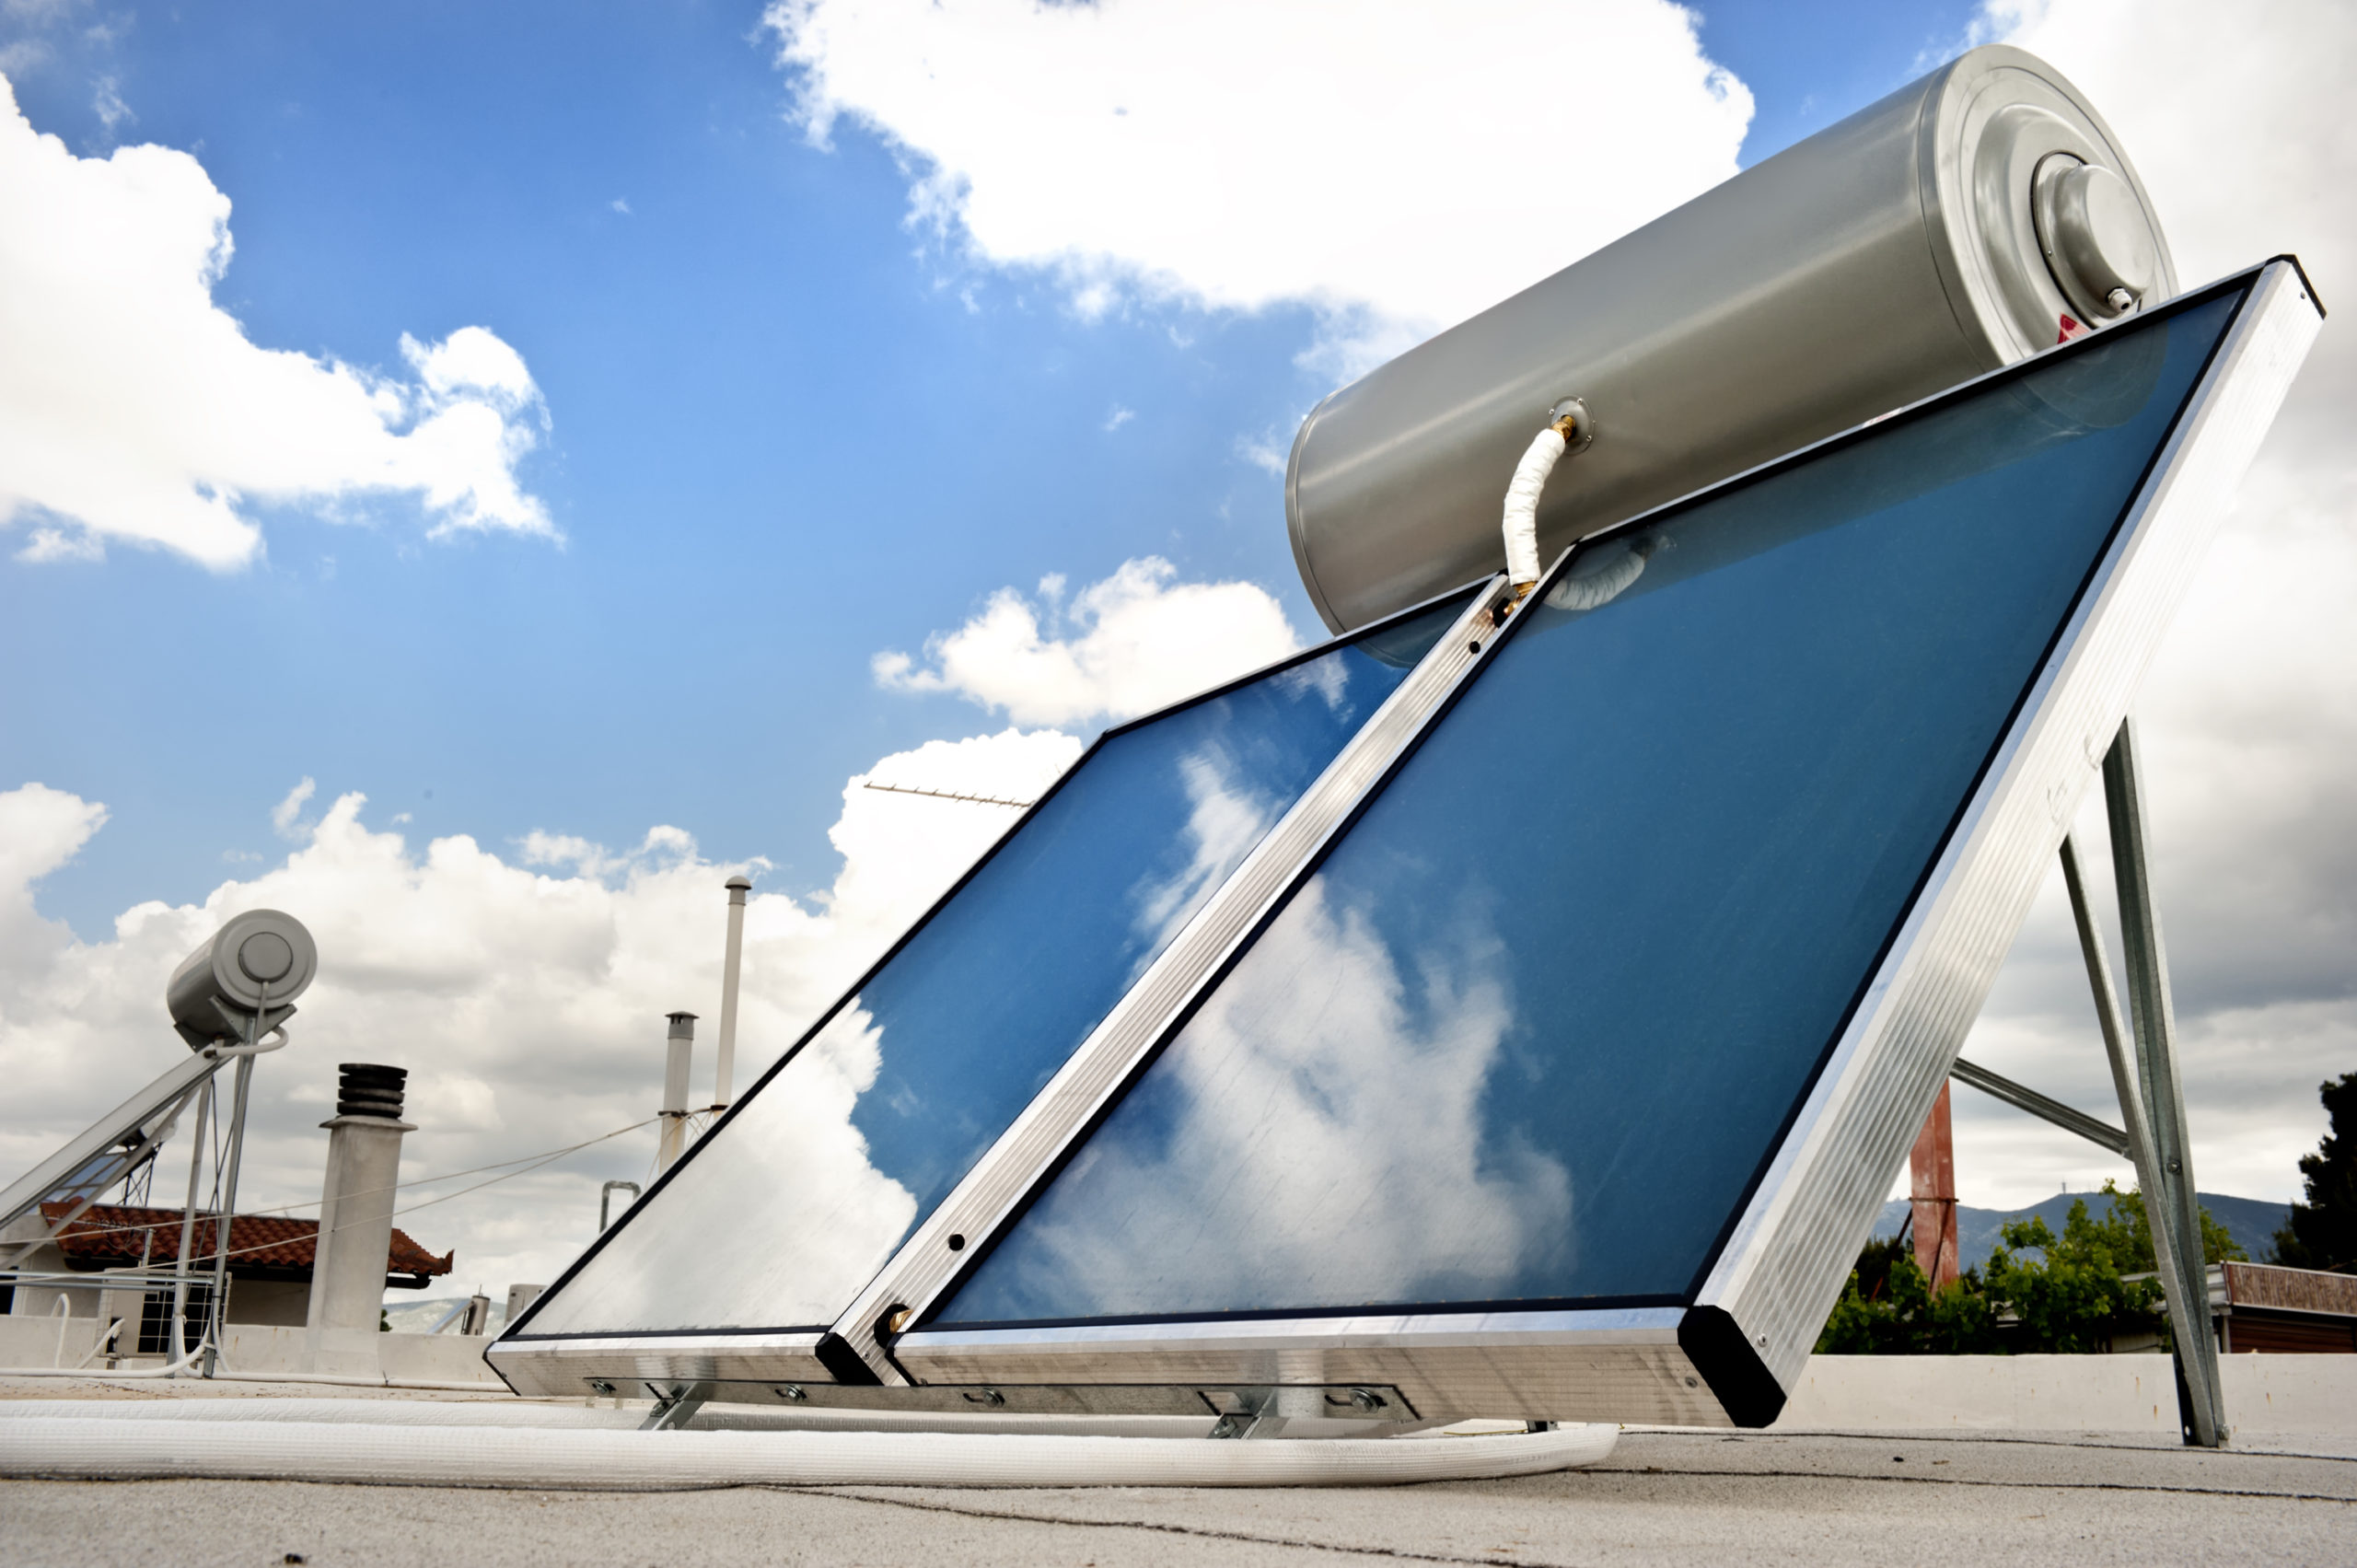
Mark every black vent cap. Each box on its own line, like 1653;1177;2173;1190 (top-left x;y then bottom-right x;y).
337;1063;408;1120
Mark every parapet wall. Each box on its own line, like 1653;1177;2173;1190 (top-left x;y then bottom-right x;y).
1775;1353;2357;1435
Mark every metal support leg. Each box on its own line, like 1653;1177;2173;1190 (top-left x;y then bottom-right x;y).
168;1076;214;1373
200;1052;256;1378
2061;716;2226;1446
2061;834;2217;1444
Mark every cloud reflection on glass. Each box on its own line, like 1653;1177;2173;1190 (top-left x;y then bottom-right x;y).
518;592;1467;1334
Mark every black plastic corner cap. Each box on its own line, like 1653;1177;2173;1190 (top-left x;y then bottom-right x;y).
1678;1306;1789;1428
812;1331;883;1388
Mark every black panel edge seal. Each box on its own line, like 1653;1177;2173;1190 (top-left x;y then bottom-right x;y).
814;1331;884;1387
1678;1306;1787;1429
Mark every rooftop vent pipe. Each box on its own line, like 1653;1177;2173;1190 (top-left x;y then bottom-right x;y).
305;1063;414;1377
714;877;751;1110
1284;44;2175;631
656;1012;697;1172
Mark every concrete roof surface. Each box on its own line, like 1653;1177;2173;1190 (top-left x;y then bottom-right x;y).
6;1425;2352;1566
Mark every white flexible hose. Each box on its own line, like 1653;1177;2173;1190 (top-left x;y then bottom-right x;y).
0;1398;1225;1439
0;1413;1618;1490
1502;425;1569;586
0;1361;496;1388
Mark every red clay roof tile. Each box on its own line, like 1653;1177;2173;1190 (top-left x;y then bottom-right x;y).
37;1202;453;1281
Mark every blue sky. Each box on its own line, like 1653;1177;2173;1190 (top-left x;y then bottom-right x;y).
3;0;2346;1286
1;0;1977;937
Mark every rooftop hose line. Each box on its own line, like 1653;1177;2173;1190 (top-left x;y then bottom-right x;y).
0;1405;1620;1490
1502;398;1593;590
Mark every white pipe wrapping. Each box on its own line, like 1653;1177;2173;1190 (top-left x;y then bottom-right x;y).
1501;425;1570;586
0;1398;1225;1439
0;1414;1618;1490
0;1363;497;1389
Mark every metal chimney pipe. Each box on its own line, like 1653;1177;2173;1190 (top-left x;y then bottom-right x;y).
714;877;751;1109
656;1012;697;1172
303;1064;413;1376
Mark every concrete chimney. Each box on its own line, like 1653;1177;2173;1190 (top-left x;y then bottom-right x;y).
657;1012;697;1171
714;876;752;1110
304;1063;414;1376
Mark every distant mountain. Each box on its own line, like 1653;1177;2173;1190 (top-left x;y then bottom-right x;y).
1870;1191;2292;1270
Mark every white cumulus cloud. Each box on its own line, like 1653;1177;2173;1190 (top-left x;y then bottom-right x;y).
0;728;1083;1295
873;556;1303;727
0;74;554;569
764;0;1752;368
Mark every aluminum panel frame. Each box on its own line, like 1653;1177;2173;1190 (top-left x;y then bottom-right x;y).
826;577;1518;1382
487;1331;830;1398
896;1307;1726;1427
1687;258;2321;1407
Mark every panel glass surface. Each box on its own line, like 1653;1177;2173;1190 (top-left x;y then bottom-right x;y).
518;594;1467;1335
935;294;2243;1327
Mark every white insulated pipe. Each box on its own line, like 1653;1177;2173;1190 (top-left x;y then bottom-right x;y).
1502;431;1566;586
0;1410;1617;1490
0;1398;1233;1436
714;876;751;1109
1501;401;1591;589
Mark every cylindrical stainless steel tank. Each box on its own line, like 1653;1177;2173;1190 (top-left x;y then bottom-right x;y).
166;908;318;1046
1284;44;2176;632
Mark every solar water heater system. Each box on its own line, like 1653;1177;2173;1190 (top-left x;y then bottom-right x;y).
492;46;2322;1439
1;911;317;1376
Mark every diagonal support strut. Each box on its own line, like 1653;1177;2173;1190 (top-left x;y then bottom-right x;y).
1948;1057;2130;1158
2054;718;2226;1446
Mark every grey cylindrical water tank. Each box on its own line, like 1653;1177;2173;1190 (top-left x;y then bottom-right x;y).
165;908;319;1046
1284;45;2175;632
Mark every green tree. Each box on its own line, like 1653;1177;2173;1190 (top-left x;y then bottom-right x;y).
1980;1200;2165;1353
1815;1237;1997;1354
2087;1180;2246;1271
1816;1182;2243;1354
2271;1071;2356;1273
